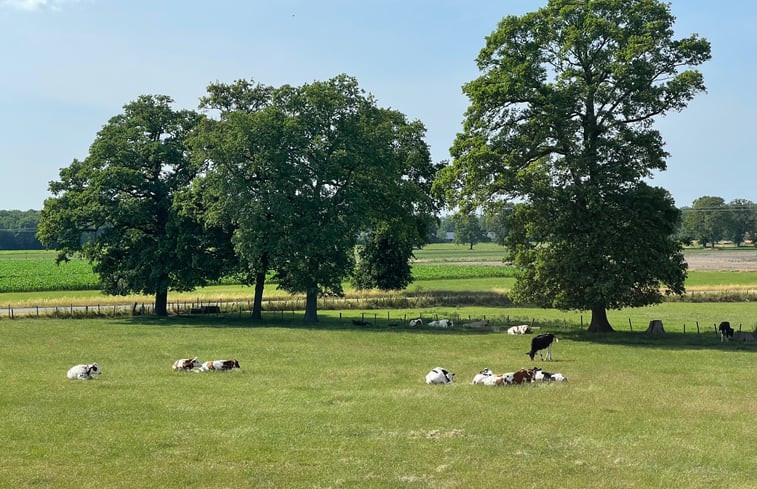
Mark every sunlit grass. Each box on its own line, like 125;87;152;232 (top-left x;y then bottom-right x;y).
0;317;754;488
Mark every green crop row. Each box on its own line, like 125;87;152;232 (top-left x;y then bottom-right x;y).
0;255;100;292
411;263;516;281
0;251;517;293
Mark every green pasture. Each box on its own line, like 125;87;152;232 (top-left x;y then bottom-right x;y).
1;316;754;488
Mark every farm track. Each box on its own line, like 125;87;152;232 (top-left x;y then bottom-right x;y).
414;249;757;271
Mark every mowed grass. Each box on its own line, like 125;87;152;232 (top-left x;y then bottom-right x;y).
1;315;755;488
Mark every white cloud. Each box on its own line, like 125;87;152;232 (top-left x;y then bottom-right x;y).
1;0;88;11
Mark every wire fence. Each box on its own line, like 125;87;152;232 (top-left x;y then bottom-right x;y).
2;298;756;343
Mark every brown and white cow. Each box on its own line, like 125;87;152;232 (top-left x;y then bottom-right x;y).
172;357;202;372
199;359;241;372
498;368;533;385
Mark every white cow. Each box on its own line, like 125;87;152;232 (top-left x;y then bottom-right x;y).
471;368;494;384
425;367;454;384
67;363;102;380
462;320;490;329
428;319;453;328
507;324;531;335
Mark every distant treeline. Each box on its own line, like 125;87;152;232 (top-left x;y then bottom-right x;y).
0;210;44;250
3;194;756;251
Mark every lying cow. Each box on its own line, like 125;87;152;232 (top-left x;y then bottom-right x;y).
425;367;454;384
409;318;423;327
462;319;489;329
529;366;567;382
528;333;558;361
67;363;102;380
428;319;453;328
199;359;240;372
732;331;755;342
172;357;202;372
499;368;533;385
507;324;531;335
471;368;494;384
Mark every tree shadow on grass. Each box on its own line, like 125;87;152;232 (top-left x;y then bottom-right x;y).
110;312;510;336
554;328;757;352
108;313;757;352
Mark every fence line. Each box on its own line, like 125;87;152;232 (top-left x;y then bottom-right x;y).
3;300;754;338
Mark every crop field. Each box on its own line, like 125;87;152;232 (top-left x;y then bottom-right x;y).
1;316;754;488
0;250;99;292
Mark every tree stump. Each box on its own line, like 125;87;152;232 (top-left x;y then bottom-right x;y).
645;319;665;334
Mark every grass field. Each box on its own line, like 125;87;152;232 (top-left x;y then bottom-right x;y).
1;315;755;488
2;245;756;487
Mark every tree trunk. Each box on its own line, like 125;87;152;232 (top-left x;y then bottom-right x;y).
303;289;319;323
251;271;266;321
587;307;614;332
155;288;168;317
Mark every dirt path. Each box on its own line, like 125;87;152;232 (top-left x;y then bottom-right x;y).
416;249;757;271
683;249;757;271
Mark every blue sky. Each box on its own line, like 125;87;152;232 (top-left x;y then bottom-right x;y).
0;0;754;211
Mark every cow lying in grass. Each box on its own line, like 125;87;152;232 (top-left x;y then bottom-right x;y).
471;368;494;384
528;367;567;382
172;357;202;372
462;319;489;329
409;318;423;327
498;368;533;385
472;368;532;386
428;319;453;328
507;325;531;335
425;367;454;384
199;359;240;372
67;363;102;380
471;366;568;386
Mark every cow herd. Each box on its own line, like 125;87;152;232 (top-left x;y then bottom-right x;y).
427;365;567;386
66;357;240;380
425;332;567;386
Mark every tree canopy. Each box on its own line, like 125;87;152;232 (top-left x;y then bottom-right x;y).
37;95;235;315
195;75;439;322
435;0;710;331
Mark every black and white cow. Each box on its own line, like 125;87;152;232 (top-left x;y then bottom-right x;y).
67;363;102;380
425;367;455;384
527;333;558;361
718;321;735;342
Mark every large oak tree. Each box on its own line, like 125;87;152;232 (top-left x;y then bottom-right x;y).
436;0;710;331
196;75;438;322
38;95;233;316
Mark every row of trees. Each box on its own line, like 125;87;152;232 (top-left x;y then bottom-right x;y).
435;195;757;251
36;0;711;333
679;197;757;247
37;77;439;321
0;210;43;249
13;194;755;254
